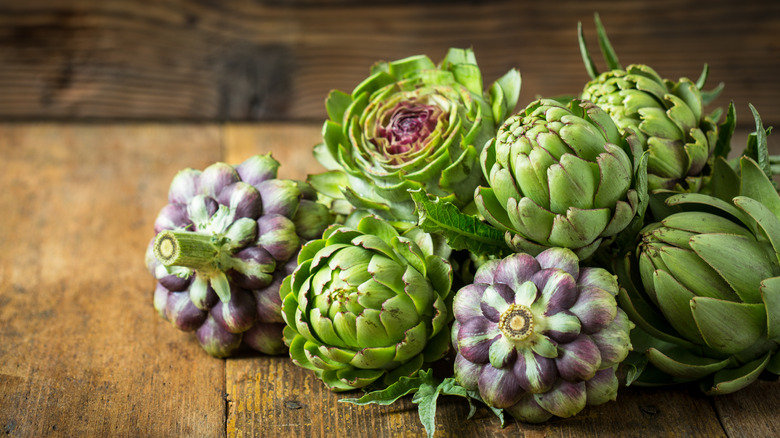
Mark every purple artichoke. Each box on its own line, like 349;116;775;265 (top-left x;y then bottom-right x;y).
451;247;633;422
145;154;332;357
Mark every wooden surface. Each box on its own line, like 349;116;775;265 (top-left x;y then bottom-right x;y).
0;0;778;128
0;122;778;437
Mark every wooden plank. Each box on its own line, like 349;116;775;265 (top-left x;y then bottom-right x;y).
0;1;777;127
225;355;729;437
0;123;225;436
711;379;780;438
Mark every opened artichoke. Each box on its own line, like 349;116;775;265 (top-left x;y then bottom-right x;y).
451;247;633;422
146;154;332;357
280;213;453;391
309;48;521;222
579;14;723;193
617;151;780;394
475;98;645;260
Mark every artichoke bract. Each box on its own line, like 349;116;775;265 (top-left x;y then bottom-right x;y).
618;154;780;394
280;213;453;391
309;48;521;222
579;15;722;193
451;248;633;422
145;154;332;357
475;98;644;260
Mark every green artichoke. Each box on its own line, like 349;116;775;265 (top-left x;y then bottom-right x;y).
475;98;645;260
146;154;332;357
579;14;723;193
617;152;780;394
452;248;633;422
309;48;521;222
280;213;453;391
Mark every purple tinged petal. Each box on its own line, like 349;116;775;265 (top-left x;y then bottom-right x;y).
158;273;192;292
533;380;587;418
257;214;300;262
556;334;602;382
229;246;275;290
542;310;582;343
196;314;243;358
454;352;484;391
590;308;633;368
168;168;201;204
242;322;286;355
199;162;241;198
514;349;557;394
253;274;285;323
453;283;489;323
577;267;620;297
505;393;554;423
532;268;579;314
154;283;170;320
488;335;517;369
569;286;617;334
217;182;262;220
166;291;208;331
480;283;515;323
536;247;579;279
235;154;280;186
212;287;258;334
585;366;619;406
154;203;192;233
257;179;302;217
493;253;542;290
478;365;525;409
457;317;500;364
474;259;501;283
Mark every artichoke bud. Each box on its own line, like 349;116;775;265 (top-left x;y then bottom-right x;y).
476;98;643;260
147;155;334;357
280;214;453;391
310;48;521;223
451;248;631;422
618;155;780;394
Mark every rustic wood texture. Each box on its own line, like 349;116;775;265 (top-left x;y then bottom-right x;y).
1;122;779;437
0;0;778;128
0;124;225;437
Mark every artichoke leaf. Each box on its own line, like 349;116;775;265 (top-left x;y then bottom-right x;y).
739;155;780;218
733;196;780;260
653;269;705;344
334;368;386;392
702;352;771;395
761;276;780;340
474;187;515;233
646;346;731;380
690;296;767;355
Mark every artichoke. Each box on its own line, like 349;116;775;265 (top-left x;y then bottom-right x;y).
309;48;521;222
280;213;453;391
617;152;780;394
475;98;645;260
146;154;332;357
579;14;723;193
451;247;633;422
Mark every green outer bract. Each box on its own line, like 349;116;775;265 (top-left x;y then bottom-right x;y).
309;48;521;223
617;155;780;394
280;214;454;391
475;98;645;260
581;64;720;193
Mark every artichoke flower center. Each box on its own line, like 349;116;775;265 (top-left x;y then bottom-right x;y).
499;303;535;341
375;101;441;159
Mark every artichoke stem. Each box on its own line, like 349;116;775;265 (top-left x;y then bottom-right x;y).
154;229;219;272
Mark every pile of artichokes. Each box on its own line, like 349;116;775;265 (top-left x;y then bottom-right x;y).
145;14;779;435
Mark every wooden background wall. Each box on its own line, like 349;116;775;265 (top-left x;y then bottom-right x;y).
0;0;778;129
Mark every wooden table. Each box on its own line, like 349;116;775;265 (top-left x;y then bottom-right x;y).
1;123;778;437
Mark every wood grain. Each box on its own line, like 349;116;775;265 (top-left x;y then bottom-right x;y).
0;124;224;437
0;1;778;128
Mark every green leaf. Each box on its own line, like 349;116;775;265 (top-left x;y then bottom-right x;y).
594;12;621;71
577;21;599;79
713;102;735;159
690;297;767;354
340;368;435;406
410;189;509;257
703;352;771;395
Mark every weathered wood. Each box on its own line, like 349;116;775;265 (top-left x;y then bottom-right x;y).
0;1;778;127
0;124;225;437
711;379;780;438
